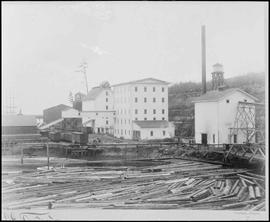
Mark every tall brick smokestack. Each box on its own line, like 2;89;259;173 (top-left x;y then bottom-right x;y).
201;25;206;94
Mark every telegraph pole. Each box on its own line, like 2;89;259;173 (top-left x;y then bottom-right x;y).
76;61;89;94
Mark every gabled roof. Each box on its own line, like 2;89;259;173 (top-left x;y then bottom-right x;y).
133;120;169;129
82;87;105;101
112;78;170;87
192;88;258;103
2;115;37;127
43;104;71;112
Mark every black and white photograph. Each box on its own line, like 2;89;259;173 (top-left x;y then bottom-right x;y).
1;1;268;221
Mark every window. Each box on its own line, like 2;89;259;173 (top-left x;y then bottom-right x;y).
244;99;247;102
106;98;108;102
121;119;122;124
144;109;147;114
125;119;126;124
96;113;98;116
163;131;166;136
153;98;156;103
162;117;165;120
162;109;165;114
233;134;237;143
121;130;123;135
162;98;165;103
153;109;156;114
153;87;155;92
144;86;147;92
135;117;138;120
125;130;126;135
144;117;147;120
106;91;108;96
135;109;138;114
153;117;156;120
150;131;153;136
144;98;147;103
135;86;138;92
213;134;215;143
226;99;230;103
135;97;138;103
106;120;109;125
106;106;108;110
162;87;165;92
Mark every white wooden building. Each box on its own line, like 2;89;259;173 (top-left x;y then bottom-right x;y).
112;78;175;140
193;88;258;145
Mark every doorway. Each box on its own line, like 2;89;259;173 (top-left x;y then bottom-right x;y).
201;133;207;145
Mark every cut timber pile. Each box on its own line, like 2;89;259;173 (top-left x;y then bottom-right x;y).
2;159;265;210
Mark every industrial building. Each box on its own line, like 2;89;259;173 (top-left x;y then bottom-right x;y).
43;104;72;124
49;78;175;140
193;64;258;145
112;78;175;140
2;114;38;135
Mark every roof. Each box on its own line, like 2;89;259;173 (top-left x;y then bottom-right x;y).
82;87;106;101
2;115;37;127
39;118;63;130
213;63;223;67
133;120;169;129
192;88;258;103
112;78;170;87
43;104;71;112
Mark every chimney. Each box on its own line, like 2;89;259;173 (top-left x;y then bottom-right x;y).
201;25;207;94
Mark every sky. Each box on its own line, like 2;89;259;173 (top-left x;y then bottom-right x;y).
2;2;267;114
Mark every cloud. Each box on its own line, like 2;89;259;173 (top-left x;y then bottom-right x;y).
80;43;110;55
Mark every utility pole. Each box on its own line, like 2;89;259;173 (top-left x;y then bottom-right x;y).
76;61;89;94
5;95;17;114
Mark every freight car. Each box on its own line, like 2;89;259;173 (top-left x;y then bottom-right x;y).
72;132;88;145
48;130;88;145
48;131;61;142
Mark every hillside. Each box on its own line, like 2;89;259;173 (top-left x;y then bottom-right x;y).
168;72;266;138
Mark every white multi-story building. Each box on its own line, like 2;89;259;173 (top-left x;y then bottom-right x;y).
80;83;115;134
66;78;175;140
112;78;175;140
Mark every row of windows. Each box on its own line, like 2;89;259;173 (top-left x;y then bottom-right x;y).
116;117;166;124
226;99;247;104
115;129;131;135
115;129;166;137
151;131;166;136
116;109;166;115
135;97;165;103
135;109;165;115
135;86;165;92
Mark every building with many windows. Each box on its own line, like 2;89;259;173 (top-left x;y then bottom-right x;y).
81;83;115;134
112;78;175;140
59;78;175;140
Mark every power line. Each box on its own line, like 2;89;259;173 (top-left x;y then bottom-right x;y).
75;61;89;94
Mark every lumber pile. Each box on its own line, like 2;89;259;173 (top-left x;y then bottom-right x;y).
2;159;265;210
